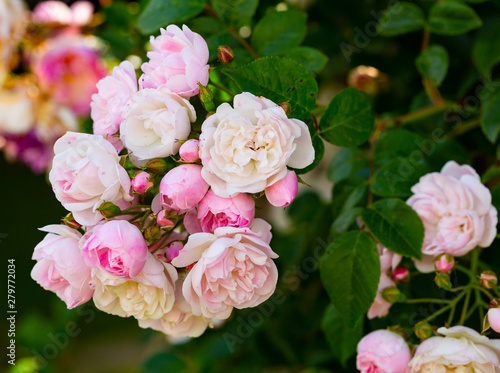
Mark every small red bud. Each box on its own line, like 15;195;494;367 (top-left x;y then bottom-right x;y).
392;267;410;283
61;213;81;230
131;171;154;194
435;254;455;273
217;45;234;64
480;271;498;289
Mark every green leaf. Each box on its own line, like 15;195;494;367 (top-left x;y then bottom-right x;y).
482;165;500;184
330;207;363;237
222;56;318;120
482;89;500;143
283;47;329;72
374;129;426;165
319;88;374;147
377;2;426;36
137;0;206;34
211;0;258;29
473;18;500;77
425;140;471;171
362;198;424;260
416;45;449;86
251;10;307;56
328;148;369;183
331;177;369;218
143;353;187;373
321;304;364;366
320;231;380;327
428;1;482;36
371;157;429;197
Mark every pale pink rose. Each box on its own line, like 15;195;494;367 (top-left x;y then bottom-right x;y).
199;92;315;197
357;329;412;373
139;25;209;97
92;254;178;320
91;60;138;152
265;170;298;207
367;273;395;319
489;308;500;334
184;189;255;234
32;36;108;116
159;165;209;212
49;132;132;226
378;243;402;274
409;326;500;372
139;274;211;338
33;1;94;27
179;139;200;163
120;85;196;160
408;161;498;273
31;225;93;309
80;220;148;279
171;219;278;319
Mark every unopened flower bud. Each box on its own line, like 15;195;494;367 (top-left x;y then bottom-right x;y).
144;225;162;243
434;272;452;290
280;102;291;115
265;171;298;207
156;210;176;230
490;299;500;309
217;45;234;64
392;267;410;283
198;83;215;112
414;321;433;339
480;271;498;289
179;139;200;163
144;158;170;175
97;202;121;218
131;171;154;194
381;286;406;304
61;213;81;230
435;254;455;273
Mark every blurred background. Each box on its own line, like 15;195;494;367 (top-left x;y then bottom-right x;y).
3;0;500;371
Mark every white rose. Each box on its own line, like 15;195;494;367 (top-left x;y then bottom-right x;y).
92;254;177;321
409;326;500;372
120;85;196;160
49;132;132;226
199;92;315;197
0;84;35;135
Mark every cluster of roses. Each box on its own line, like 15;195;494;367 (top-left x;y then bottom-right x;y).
359;161;500;372
0;0;108;173
31;24;315;339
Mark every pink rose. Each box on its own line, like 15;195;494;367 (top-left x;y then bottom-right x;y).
160;165;209;212
367;273;395;319
120;85;196;160
184;189;255;234
408;161;498;273
357;329;412;373
139;25;209;97
91;60;138;152
378;243;402;274
199;92;314;197
179;139;200;163
409;326;500;372
171;219;278;319
31;225;93;309
32;36;108;116
81;220;148;279
92;254;178;320
33;1;94;27
265;170;299;207
489;308;500;333
49;132;132;226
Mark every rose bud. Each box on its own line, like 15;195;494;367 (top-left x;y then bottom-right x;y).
131;171;154;194
217;45;234;64
160;164;209;212
381;286;406;304
480;271;498;289
179;139;200;163
265;170;299;207
157;210;176;230
488;309;500;333
97;202;121;218
435;272;452;290
392;267;410;283
414;321;433;339
61;213;81;230
144;158;170;175
435;254;455;273
144;225;162;243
